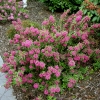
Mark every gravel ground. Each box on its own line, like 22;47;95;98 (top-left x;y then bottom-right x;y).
0;0;100;100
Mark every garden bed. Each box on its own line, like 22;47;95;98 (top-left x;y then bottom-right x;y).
0;0;100;100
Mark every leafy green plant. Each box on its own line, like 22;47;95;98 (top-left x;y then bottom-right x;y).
93;59;100;71
80;0;100;23
47;95;56;100
39;0;83;12
6;25;17;39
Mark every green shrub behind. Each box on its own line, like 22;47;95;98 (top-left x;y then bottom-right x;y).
40;0;83;13
80;0;100;23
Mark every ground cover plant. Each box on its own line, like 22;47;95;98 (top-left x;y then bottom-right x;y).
0;0;28;23
1;10;100;100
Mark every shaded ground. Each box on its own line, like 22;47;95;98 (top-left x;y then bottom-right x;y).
0;0;100;100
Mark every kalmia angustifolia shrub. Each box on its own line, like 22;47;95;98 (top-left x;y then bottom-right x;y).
0;0;28;22
1;10;100;99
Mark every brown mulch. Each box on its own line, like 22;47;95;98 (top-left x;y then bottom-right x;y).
0;0;100;100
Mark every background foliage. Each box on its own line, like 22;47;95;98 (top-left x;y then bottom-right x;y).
80;0;100;23
39;0;83;13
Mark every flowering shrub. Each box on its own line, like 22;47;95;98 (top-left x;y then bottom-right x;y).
1;10;100;99
0;0;28;22
7;20;41;39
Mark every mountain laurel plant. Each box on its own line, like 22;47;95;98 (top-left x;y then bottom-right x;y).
0;0;28;23
1;10;100;99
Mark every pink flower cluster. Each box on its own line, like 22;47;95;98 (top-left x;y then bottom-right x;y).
22;40;33;48
42;15;55;25
41;46;60;62
0;0;28;22
39;65;61;80
67;78;76;88
50;86;60;93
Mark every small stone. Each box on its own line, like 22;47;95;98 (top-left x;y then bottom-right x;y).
0;26;2;29
0;56;3;67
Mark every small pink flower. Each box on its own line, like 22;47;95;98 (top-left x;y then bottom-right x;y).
29;50;34;55
10;15;14;20
35;97;41;100
33;83;39;89
22;40;33;48
30;60;34;64
45;74;51;80
42;20;49;25
83;40;90;45
64;36;70;42
34;60;40;66
55;87;60;93
3;52;9;57
8;70;13;74
81;33;88;40
22;77;27;83
68;46;73;50
4;83;10;89
41;81;45;85
28;73;33;78
11;51;16;56
71;51;77;56
49;15;55;23
29;65;33;69
54;65;59;70
60;9;70;19
74;46;80;51
44;89;49;95
55;72;61;77
21;67;25;71
95;49;100;54
74;56;80;61
50;87;56;93
69;79;76;84
67;82;73;88
25;14;29;18
76;15;82;22
84;55;89;61
27;80;33;83
68;60;75;67
33;54;38;59
39;62;45;69
14;34;20;39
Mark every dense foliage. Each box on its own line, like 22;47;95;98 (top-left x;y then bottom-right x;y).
0;0;28;22
1;10;100;99
80;0;100;23
39;0;83;12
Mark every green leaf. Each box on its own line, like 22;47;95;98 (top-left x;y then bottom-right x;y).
84;9;87;14
92;17;97;22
